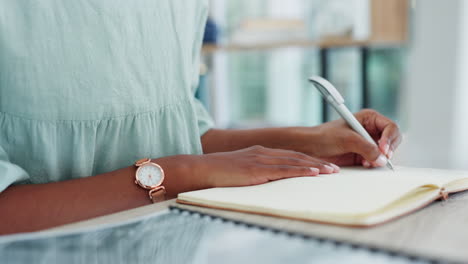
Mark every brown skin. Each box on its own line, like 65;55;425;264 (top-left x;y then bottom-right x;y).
202;109;401;167
0;109;400;235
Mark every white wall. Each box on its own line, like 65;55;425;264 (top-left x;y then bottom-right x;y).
399;0;468;169
451;0;468;169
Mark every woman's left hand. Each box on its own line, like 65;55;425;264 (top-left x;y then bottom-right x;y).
300;109;402;167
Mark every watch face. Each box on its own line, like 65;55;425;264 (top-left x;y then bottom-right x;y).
136;163;164;188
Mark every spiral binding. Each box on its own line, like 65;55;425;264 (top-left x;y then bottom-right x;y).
169;205;447;264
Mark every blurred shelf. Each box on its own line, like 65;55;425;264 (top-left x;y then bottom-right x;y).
202;38;406;53
203;0;409;54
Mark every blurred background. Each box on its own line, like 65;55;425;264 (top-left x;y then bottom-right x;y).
196;0;468;170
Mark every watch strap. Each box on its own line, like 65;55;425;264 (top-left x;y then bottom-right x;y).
149;186;166;203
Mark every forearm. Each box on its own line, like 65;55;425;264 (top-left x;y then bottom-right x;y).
200;109;402;167
0;166;148;235
0;155;205;235
201;128;321;154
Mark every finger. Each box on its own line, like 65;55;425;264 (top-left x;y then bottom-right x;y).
379;134;402;160
253;147;340;172
378;138;391;156
364;111;401;155
362;159;371;168
266;151;339;173
256;155;337;174
261;165;320;181
363;157;383;168
330;153;362;167
356;110;400;156
387;134;402;160
345;132;387;167
379;123;401;155
390;134;402;156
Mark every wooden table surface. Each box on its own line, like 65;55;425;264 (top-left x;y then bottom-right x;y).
51;191;468;263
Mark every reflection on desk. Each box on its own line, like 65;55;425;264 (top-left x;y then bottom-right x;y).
0;210;426;264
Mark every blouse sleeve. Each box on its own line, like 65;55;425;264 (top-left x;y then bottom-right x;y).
0;145;29;193
191;0;214;137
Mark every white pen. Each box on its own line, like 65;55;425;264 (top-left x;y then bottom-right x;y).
309;76;395;171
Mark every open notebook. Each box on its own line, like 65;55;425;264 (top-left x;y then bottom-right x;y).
176;167;468;227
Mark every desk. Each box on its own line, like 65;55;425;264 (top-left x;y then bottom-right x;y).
0;203;420;264
45;191;468;263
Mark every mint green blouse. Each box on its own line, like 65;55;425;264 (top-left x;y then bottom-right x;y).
0;0;213;192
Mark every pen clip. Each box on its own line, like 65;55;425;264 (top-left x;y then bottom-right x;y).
308;76;345;106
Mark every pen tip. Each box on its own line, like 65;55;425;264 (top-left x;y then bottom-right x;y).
387;160;395;171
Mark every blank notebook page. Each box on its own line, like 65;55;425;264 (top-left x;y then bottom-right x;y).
178;167;468;216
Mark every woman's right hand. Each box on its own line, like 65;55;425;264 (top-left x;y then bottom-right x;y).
193;145;339;188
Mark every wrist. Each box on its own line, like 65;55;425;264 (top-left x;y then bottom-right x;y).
190;154;217;189
285;126;323;155
151;155;211;197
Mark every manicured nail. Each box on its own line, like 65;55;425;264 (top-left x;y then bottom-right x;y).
324;165;334;172
388;150;394;159
374;154;387;167
363;160;371;168
310;168;320;174
330;164;340;172
383;144;390;155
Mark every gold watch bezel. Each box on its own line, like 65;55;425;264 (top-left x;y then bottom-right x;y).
134;158;165;190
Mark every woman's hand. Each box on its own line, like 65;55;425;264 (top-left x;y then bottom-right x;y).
156;145;339;195
197;145;339;187
200;109;401;170
304;109;402;167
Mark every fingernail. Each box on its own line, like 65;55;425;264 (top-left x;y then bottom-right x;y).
324;165;334;172
388;150;394;159
330;164;340;172
374;154;387;167
383;144;390;155
310;168;320;174
363;160;371;168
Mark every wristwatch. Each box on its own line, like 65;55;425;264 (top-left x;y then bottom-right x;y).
134;158;166;203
